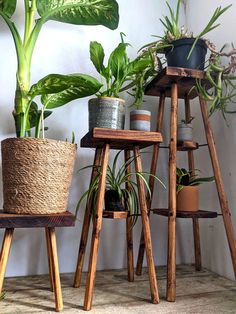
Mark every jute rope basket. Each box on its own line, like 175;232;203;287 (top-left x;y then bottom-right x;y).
1;137;77;215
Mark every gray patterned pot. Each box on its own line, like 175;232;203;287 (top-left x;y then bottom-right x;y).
88;97;125;130
130;110;151;131
177;123;193;141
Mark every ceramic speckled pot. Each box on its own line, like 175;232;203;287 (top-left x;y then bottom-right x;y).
88;97;125;130
130;110;151;131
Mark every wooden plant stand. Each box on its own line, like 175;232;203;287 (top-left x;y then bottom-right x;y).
0;211;75;312
73;128;163;311
135;67;236;301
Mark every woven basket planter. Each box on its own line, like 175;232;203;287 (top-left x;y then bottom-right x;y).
1;138;77;215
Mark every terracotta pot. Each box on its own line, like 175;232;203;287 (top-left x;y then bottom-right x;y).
88;96;125;130
1;137;77;215
177;186;199;212
130;109;151;131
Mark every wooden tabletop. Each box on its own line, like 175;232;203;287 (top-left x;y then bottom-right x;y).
81;128;163;150
145;67;211;99
153;208;218;219
0;211;75;228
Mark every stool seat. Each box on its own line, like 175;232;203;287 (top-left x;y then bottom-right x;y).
81;128;163;150
0;210;75;228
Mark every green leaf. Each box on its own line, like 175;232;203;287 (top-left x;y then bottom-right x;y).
90;41;106;75
36;0;119;30
27;102;52;130
108;42;129;79
41;74;102;109
0;0;16;18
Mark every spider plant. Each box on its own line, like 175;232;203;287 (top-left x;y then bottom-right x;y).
0;0;119;138
76;151;165;226
176;167;215;193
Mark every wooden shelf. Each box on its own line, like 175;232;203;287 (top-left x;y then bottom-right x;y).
152;208;218;219
81;128;163;150
177;141;199;151
0;211;75;228
145;67;211;100
103;211;129;219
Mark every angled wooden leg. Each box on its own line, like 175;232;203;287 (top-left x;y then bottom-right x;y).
84;143;110;311
167;83;178;302
185;95;202;271
0;228;14;293
125;150;134;282
45;227;55;292
47;227;63;312
74;148;102;288
134;146;159;304
136;93;166;276
200;98;236;277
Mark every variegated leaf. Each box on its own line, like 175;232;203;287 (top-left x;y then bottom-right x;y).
36;0;119;30
41;74;102;109
0;0;16;18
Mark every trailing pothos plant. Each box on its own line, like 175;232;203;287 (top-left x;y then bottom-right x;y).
76;150;165;226
176;167;215;193
0;0;119;138
89;33;155;99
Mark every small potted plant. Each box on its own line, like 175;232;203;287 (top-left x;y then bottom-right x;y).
177;116;194;142
76;151;165;225
87;33;154;130
176;167;215;212
140;0;231;70
0;0;119;215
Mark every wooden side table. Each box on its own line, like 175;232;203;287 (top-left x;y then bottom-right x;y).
73;128;163;310
135;66;236;301
0;211;75;312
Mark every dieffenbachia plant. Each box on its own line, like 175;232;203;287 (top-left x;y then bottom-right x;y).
0;0;119;137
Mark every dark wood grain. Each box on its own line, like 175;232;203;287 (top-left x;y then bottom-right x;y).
145;67;211;99
81;128;163;150
153;208;218;218
0;211;75;228
177;141;199;151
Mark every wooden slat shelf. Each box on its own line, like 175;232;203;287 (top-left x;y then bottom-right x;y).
0;211;75;228
103;211;129;219
81;128;163;150
177;141;199;151
152;208;218;219
145;67;211;99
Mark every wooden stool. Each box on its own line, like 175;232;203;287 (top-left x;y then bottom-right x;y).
0;211;75;312
73;128;163;310
135;67;236;301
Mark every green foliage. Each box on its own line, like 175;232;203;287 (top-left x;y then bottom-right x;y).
0;291;5;301
176;167;215;193
76;151;165;226
89;33;154;98
0;0;119;138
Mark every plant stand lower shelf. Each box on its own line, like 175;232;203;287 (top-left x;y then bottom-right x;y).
153;209;218;219
0;211;75;312
73;128;163;311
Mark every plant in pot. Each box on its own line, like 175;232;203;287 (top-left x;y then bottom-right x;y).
176;167;215;212
88;33;155;130
0;0;119;215
76;151;165;225
177;116;194;142
140;0;231;70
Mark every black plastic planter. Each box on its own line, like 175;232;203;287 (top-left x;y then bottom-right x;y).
105;190;125;211
165;38;207;70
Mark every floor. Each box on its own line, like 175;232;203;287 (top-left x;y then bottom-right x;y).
0;265;236;313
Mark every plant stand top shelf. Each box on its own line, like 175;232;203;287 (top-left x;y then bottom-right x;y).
81;128;163;150
145;67;211;99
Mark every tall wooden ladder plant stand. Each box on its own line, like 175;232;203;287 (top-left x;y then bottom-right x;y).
135;67;236;301
73;128;163;310
0;211;75;312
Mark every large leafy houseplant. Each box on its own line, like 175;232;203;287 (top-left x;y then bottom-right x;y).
0;0;119;138
76;151;165;225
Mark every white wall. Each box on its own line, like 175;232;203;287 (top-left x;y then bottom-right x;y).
185;0;236;280
0;0;225;279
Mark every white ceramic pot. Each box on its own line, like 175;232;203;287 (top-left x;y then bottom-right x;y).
177;123;193;141
130;110;151;131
